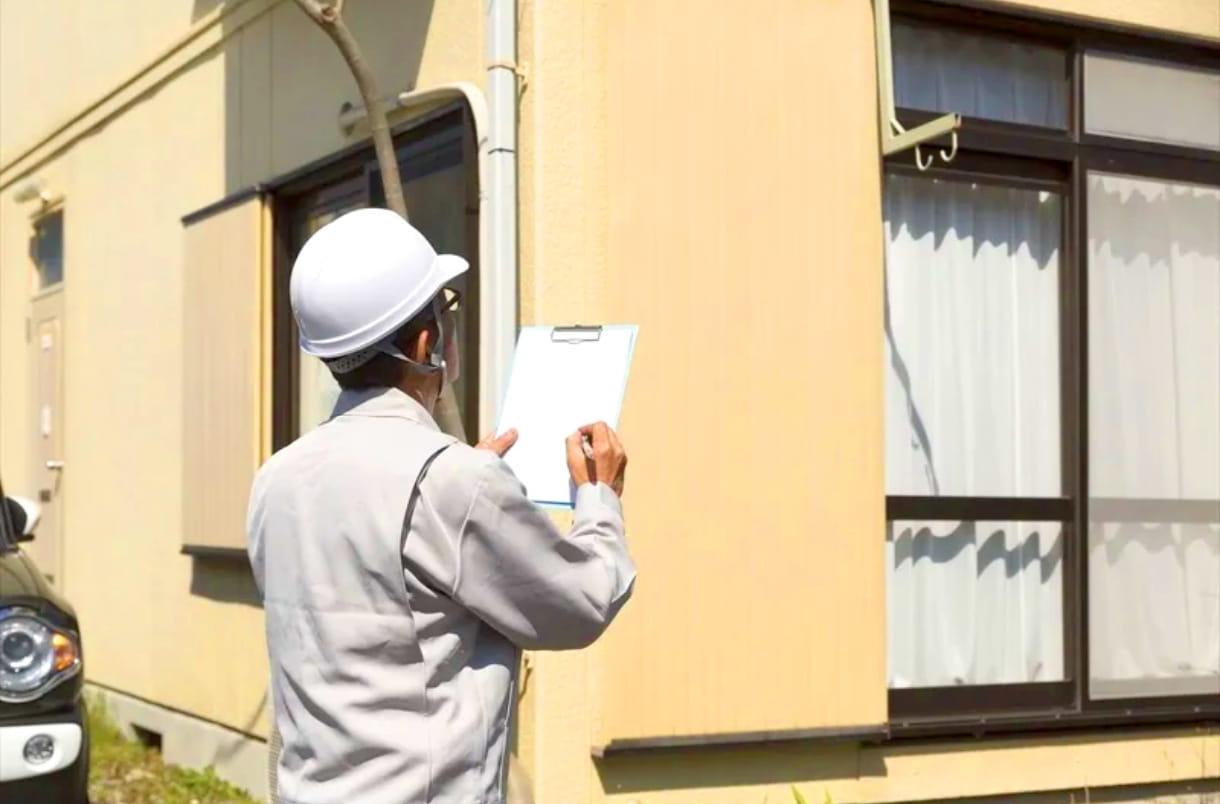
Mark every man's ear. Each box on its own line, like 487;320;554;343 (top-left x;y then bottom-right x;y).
409;326;432;364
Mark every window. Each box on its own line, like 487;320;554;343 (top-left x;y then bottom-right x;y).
31;210;64;289
1085;53;1220;151
272;108;479;446
893;22;1069;129
884;8;1220;730
885;175;1067;694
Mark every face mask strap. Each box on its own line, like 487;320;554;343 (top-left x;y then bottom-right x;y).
376;295;449;377
327;293;455;397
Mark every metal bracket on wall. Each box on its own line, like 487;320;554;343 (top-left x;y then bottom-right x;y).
874;0;962;170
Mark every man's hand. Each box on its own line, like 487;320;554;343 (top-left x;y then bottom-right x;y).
566;422;627;497
476;428;519;457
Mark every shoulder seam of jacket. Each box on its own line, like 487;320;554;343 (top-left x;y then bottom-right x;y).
400;443;458;599
451;454;501;596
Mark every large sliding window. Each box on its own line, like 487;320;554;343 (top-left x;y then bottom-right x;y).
885;5;1220;732
271;108;479;447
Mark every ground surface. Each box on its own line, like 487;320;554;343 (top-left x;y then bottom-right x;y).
87;696;259;804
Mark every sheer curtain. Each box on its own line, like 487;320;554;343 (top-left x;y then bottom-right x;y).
1088;173;1220;699
885;174;1064;688
893;22;1069;129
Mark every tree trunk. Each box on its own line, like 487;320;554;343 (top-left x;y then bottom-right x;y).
293;0;405;217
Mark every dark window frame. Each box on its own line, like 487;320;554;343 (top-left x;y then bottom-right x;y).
885;2;1220;736
270;105;480;450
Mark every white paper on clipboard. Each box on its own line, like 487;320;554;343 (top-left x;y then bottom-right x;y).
496;324;637;508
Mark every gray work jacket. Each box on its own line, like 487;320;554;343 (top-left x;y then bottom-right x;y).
247;387;635;804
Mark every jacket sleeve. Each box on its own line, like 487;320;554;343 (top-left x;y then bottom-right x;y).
449;455;636;650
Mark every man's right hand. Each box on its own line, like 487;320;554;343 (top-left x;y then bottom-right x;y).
476;428;519;458
566;422;627;497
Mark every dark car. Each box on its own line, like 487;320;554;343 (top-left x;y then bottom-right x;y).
0;482;89;804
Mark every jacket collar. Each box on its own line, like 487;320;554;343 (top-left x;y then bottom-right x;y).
330;386;440;431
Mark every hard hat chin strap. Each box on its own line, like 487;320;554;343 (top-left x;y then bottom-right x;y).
324;337;443;378
324;297;447;379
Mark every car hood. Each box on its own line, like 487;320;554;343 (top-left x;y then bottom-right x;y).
0;548;52;597
0;548;76;620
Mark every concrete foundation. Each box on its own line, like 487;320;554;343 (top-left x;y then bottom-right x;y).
87;683;268;802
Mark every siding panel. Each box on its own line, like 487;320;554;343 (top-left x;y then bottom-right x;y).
182;196;266;551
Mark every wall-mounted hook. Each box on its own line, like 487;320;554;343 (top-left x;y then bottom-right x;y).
939;130;959;163
876;0;963;169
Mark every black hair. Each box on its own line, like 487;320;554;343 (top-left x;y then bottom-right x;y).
330;305;440;391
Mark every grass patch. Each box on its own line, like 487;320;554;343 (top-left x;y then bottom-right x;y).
87;694;259;804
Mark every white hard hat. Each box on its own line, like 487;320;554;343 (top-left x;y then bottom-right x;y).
289;208;468;359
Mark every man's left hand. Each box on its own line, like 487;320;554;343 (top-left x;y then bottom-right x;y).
476;428;519;457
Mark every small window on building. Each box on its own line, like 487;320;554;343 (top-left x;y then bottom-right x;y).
31;210;64;289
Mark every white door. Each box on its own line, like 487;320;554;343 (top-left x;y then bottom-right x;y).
28;289;65;585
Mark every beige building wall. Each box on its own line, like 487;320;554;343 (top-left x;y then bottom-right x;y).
1012;0;1219;38
512;0;1219;801
0;0;206;165
1;0;1217;802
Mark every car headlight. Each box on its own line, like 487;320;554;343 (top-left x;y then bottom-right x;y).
0;611;79;701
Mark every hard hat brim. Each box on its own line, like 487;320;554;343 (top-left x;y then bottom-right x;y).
299;252;469;359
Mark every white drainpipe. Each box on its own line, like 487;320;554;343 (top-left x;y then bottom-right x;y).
483;0;519;435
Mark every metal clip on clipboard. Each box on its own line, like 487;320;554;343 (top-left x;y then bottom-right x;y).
550;325;603;343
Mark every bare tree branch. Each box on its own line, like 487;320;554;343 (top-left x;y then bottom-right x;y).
291;0;407;218
292;0;328;25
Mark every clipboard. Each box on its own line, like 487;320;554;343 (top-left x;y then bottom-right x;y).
496;324;638;508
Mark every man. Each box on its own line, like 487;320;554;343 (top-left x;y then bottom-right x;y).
247;208;635;804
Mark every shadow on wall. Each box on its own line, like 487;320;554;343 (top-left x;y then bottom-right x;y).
881;171;1220;268
1088;177;1220;266
212;689;269;765
193;0;437;196
594;740;881;795
190;555;262;606
901;778;1220;804
884;174;1062;270
192;0;226;20
888;521;1065;583
597;744;1220;799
